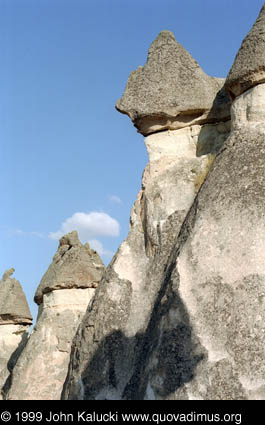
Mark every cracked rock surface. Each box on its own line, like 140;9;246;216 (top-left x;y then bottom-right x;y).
63;22;264;400
62;33;232;399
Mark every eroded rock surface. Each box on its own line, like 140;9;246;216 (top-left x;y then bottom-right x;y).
8;13;265;400
226;4;265;98
144;108;265;399
6;233;105;400
62;33;231;400
116;31;230;135
0;269;32;325
0;270;32;399
34;231;105;305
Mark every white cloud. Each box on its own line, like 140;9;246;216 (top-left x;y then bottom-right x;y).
108;194;123;205
14;229;45;238
48;211;120;242
89;239;114;258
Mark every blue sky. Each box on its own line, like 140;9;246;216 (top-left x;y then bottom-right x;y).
1;0;263;321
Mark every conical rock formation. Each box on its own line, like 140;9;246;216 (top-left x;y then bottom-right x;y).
116;31;230;135
0;269;32;399
35;230;105;304
6;7;265;401
62;33;231;400
6;232;105;400
226;4;265;98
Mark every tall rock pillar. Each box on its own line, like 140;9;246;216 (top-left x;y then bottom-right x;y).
0;269;32;398
6;231;105;400
63;31;231;400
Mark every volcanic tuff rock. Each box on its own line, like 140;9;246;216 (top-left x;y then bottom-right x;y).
6;6;265;401
225;4;265;98
6;233;105;400
0;268;32;325
62;32;232;399
116;31;230;135
63;10;265;400
34;230;105;305
0;269;32;399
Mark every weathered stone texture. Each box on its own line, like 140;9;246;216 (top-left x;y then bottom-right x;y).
226;4;265;98
6;288;95;400
62;119;230;399
6;233;105;400
63;25;265;401
7;13;265;400
0;270;32;399
116;31;230;135
0;269;32;325
34;231;105;305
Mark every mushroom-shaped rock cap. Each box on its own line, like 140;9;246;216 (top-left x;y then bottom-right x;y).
225;4;265;98
0;268;32;325
116;31;230;135
34;231;106;305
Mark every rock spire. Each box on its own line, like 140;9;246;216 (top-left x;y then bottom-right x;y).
6;232;105;400
116;30;230;135
0;268;32;325
226;3;265;98
0;269;32;399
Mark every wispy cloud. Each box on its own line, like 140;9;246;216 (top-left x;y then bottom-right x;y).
48;211;120;243
14;229;45;238
108;194;123;205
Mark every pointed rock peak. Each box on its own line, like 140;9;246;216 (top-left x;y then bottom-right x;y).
34;231;106;305
59;230;81;248
116;30;230;135
0;269;32;325
1;268;15;281
225;3;265;98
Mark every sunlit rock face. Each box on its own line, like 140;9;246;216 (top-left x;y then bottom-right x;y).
140;13;265;397
144;113;265;400
8;4;265;401
116;31;230;136
0;269;32;399
62;31;232;400
6;233;105;400
225;4;265;99
34;231;105;305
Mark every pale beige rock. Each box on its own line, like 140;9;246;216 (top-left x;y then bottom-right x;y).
0;270;32;398
0;324;29;399
6;232;105;400
231;83;265;130
143;86;265;400
6;288;95;400
63;120;230;399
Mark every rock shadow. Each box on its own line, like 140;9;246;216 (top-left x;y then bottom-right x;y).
1;331;29;399
68;244;205;400
196;86;231;157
